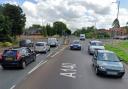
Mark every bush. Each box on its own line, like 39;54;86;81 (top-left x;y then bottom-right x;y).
2;42;13;47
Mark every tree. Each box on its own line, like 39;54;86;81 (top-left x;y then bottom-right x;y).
3;4;26;37
112;18;120;28
53;21;67;36
0;14;12;42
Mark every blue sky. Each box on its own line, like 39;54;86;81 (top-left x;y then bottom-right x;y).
120;0;128;8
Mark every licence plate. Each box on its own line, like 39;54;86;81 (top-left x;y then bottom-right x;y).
6;57;13;61
107;71;117;75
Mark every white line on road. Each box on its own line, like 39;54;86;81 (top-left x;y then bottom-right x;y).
36;54;40;57
51;47;66;58
47;52;53;57
10;85;16;89
28;60;48;75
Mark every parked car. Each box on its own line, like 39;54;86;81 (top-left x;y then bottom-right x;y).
70;40;81;50
34;42;50;53
19;39;34;47
0;47;36;69
92;50;125;78
48;38;58;47
88;40;105;55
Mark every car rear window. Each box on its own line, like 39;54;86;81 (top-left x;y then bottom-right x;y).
36;43;44;46
91;42;103;46
3;50;17;56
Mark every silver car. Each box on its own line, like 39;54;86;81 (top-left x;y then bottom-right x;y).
88;40;105;55
34;42;50;53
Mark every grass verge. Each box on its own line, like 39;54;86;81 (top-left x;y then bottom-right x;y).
105;44;128;63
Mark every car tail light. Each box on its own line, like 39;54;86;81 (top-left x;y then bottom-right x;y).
16;52;21;60
0;53;3;60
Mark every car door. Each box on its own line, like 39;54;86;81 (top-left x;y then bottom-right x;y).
25;48;32;63
20;48;28;63
93;51;98;67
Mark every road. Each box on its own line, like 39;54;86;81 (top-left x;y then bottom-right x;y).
13;39;128;89
0;38;64;89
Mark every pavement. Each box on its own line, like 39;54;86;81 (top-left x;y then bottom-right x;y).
12;39;128;89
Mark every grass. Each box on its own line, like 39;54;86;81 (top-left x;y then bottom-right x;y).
105;44;128;63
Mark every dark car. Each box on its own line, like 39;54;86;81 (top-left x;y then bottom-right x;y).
70;40;81;50
92;50;125;78
0;47;36;69
19;39;34;47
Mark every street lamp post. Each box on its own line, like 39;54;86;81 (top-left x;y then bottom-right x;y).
112;0;120;19
111;1;120;45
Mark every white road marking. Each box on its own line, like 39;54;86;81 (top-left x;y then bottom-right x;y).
36;54;40;57
51;47;65;58
60;72;76;78
28;60;48;75
10;85;16;89
60;63;77;78
47;52;53;57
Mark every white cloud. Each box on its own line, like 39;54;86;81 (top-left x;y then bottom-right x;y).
20;0;128;31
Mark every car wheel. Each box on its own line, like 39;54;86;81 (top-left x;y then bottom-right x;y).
118;75;124;78
48;48;50;51
95;67;100;75
21;61;26;69
33;55;36;62
2;66;7;70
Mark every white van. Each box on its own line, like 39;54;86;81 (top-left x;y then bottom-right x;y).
48;38;58;47
80;34;85;40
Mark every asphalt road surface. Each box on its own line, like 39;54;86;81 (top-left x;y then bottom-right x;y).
0;38;64;89
13;39;128;89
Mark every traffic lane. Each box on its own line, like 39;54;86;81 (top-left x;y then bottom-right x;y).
0;47;58;89
14;42;128;89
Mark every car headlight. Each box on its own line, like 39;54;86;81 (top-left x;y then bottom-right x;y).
99;66;106;71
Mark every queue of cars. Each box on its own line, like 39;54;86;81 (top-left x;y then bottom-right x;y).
69;39;125;78
0;37;59;69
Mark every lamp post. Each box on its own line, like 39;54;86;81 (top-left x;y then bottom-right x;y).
112;0;120;19
111;0;120;45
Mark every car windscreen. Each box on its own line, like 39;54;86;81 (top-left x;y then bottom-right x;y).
91;42;103;46
36;43;44;46
73;41;80;44
3;50;17;56
97;52;120;62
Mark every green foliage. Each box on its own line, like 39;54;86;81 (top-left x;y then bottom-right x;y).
28;21;72;37
112;18;120;28
53;21;68;36
0;14;12;35
2;3;26;36
105;44;128;62
73;26;96;38
2;42;13;47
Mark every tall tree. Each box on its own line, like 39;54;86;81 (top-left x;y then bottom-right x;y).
53;21;67;36
3;4;26;36
112;18;120;28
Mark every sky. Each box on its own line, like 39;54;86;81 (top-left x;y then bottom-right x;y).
0;0;128;31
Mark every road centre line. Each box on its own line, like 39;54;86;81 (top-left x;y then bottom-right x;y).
10;85;16;89
51;47;66;58
28;47;59;75
28;60;48;75
47;52;53;57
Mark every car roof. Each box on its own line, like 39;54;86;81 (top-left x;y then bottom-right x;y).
5;47;27;51
73;40;80;42
36;42;46;44
98;50;114;54
90;40;102;43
